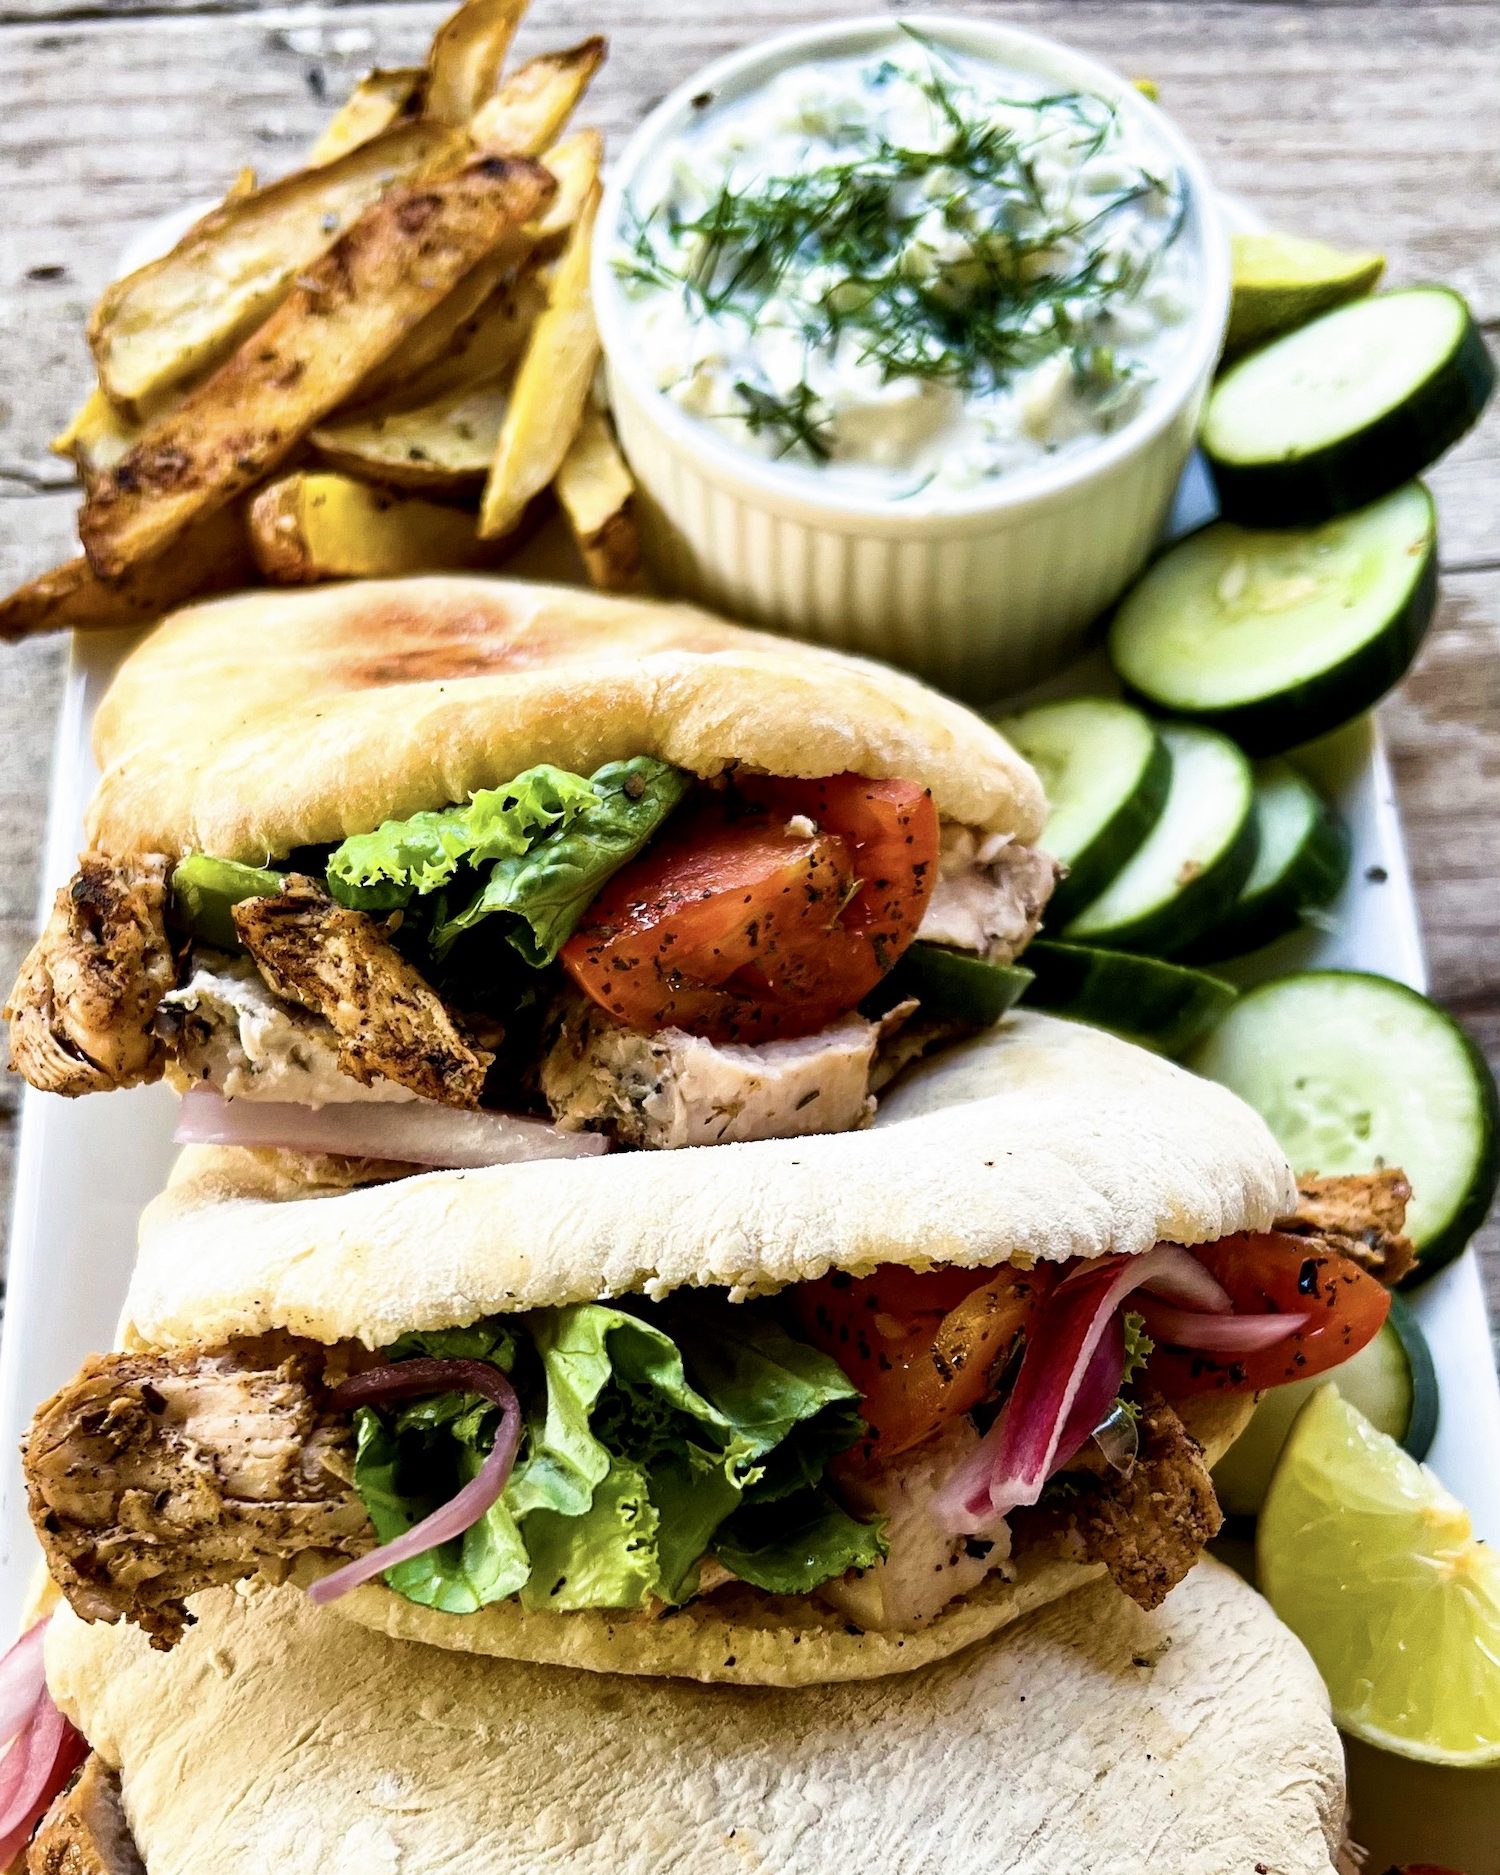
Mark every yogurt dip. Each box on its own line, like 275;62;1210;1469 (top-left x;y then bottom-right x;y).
612;31;1200;503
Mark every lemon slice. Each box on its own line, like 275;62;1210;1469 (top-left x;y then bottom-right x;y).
1258;1385;1500;1765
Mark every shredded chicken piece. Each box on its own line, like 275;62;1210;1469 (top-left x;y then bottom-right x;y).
1011;1396;1221;1611
1279;1169;1416;1286
917;830;1060;964
25;1339;367;1648
4;854;175;1096
156;953;419;1107
28;1757;144;1875
817;1422;1013;1630
540;991;887;1147
233;876;491;1108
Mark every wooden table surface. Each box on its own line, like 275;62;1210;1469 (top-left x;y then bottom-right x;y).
1;0;1496;1350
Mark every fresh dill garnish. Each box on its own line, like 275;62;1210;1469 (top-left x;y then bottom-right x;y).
618;44;1186;465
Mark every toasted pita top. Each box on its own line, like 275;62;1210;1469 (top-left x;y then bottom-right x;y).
45;1558;1344;1875
85;576;1045;860
124;1012;1297;1352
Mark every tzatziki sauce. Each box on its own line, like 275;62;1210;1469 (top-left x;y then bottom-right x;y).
614;32;1200;502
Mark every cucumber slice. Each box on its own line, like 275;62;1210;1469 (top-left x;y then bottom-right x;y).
1212;1294;1437;1519
171;853;285;949
1225;230;1385;362
1108;483;1438;756
1204;287;1495;525
1190;971;1500;1281
995;699;1169;921
1023;941;1235;1059
1185;760;1349;962
1062;723;1256;954
885;945;1033;1027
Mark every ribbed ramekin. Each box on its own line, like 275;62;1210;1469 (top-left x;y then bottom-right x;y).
593;15;1230;703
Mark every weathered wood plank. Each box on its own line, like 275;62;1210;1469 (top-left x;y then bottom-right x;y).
3;0;1491;20
1;2;1496;569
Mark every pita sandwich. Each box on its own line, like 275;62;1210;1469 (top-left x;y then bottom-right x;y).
33;1556;1347;1875
24;1011;1405;1686
4;574;1056;1166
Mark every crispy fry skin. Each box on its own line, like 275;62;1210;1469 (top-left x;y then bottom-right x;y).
81;157;555;577
1012;1397;1222;1611
1279;1169;1416;1285
5;855;175;1095
87;122;461;413
28;1756;145;1875
233;875;492;1106
25;1340;366;1648
0;507;253;643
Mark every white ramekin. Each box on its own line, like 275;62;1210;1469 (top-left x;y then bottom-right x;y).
593;14;1230;703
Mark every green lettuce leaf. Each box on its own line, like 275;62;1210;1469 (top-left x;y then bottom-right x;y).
326;765;599;910
713;1487;888;1595
322;757;690;966
429;758;692;963
349;1297;879;1619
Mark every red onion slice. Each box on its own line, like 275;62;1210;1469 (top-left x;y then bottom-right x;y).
1137;1247;1233;1314
934;1238;1319;1530
934;1243;1211;1531
175;1088;609;1169
307;1359;522;1606
0;1623;46;1750
0;1623;86;1867
1052;1312;1127;1473
1138;1299;1310;1353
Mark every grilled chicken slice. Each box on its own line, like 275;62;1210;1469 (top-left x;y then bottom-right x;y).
1279;1169;1416;1285
817;1422;1012;1630
4;854;175;1096
25;1340;367;1647
541;992;886;1147
233;876;491;1108
28;1757;144;1875
917;832;1060;964
1012;1396;1221;1612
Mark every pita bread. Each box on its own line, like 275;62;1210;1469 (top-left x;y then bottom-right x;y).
44;1556;1344;1875
105;1012;1283;1682
84;576;1044;860
124;1011;1298;1352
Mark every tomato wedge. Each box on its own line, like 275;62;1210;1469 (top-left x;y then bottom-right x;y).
1143;1231;1391;1395
561;774;938;1042
792;1262;1050;1464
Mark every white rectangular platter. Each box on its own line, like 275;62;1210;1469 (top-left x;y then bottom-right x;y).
3;622;1498;1869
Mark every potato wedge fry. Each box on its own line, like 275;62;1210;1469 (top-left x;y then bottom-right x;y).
313;379;509;490
479;179;601;539
425;0;526;128
535;129;604;241
49;387;144;487
80;157;556;579
382;269;545;406
349;131;592;411
89;121;463;413
554;404;642;591
349;240;537;410
470;38;607;157
309;68;423;164
0;506;252;642
249;472;501;581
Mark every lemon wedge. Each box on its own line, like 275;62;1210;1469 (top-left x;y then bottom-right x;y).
1258;1384;1500;1765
